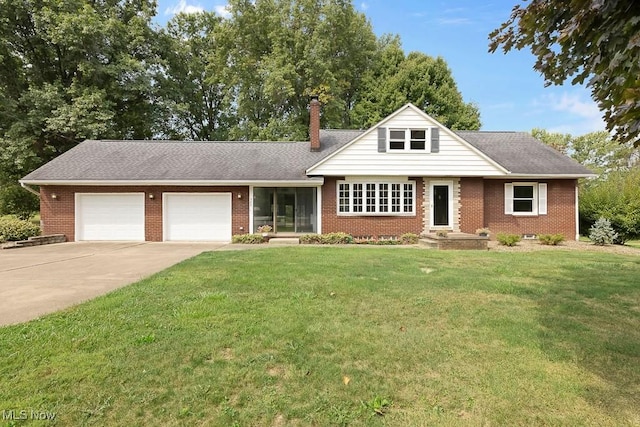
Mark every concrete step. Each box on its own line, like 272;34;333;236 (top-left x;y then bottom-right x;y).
418;239;438;249
268;237;300;245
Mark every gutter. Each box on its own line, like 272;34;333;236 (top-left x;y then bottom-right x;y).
20;182;40;196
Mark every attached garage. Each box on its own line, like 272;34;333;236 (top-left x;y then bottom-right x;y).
75;193;145;241
163;193;232;241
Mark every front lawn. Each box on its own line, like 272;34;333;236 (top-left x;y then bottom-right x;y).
1;247;638;426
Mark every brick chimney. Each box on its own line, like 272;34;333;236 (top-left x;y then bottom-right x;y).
310;95;320;152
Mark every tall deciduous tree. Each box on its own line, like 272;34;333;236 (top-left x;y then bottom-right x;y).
352;36;481;130
532;128;638;175
489;1;640;146
0;0;159;176
156;12;235;140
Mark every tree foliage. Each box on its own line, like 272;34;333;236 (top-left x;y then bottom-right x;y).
580;169;640;243
351;36;480;130
0;0;159;176
489;1;640;146
532;128;639;175
0;0;480;213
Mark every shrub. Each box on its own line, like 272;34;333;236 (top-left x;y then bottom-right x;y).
496;233;521;246
320;232;353;244
589;217;618;245
0;215;41;242
399;233;420;244
231;233;265;244
299;233;353;244
299;234;322;244
538;234;565;245
580;168;640;243
0;185;39;220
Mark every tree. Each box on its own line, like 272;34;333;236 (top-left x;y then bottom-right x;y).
226;0;378;140
0;0;159;181
532;128;638;175
352;36;481;130
156;12;236;140
580;167;640;243
489;1;640;146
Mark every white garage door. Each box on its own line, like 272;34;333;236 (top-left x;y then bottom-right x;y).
76;193;145;241
163;193;232;241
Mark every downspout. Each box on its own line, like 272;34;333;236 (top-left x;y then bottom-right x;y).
575;185;580;241
20;181;40;197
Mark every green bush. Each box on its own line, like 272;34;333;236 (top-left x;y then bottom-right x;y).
0;185;40;220
580;168;640;243
399;232;420;244
299;233;353;244
496;233;521;246
299;234;322;244
320;232;353;244
588;217;618;245
0;215;41;242
231;233;265;244
538;234;565;245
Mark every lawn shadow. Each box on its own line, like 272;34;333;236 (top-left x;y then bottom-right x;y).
532;255;640;418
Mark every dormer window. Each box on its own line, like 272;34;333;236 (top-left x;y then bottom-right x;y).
388;129;429;151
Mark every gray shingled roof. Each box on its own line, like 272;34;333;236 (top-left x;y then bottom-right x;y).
455;131;594;175
21;128;592;183
21;130;364;182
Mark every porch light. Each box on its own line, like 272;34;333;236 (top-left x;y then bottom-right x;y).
237;193;242;199
148;193;155;199
51;193;58;200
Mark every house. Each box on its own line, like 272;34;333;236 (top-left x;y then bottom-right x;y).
19;99;594;242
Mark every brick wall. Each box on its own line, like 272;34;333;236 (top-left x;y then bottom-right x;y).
483;179;577;240
459;177;485;234
40;186;250;241
321;177;424;237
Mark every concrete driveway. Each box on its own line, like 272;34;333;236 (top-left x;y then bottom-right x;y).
0;242;227;326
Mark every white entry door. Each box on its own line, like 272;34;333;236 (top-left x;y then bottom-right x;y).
163;193;232;241
75;193;145;241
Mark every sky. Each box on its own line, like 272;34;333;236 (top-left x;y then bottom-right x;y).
156;0;607;136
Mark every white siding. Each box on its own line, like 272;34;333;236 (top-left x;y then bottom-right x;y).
309;106;505;176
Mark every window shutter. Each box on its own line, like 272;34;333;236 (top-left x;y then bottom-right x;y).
504;183;513;214
430;127;440;153
377;127;386;152
538;183;547;215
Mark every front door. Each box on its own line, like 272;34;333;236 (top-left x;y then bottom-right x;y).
430;182;452;228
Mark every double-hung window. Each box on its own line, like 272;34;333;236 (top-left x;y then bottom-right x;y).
388;129;429;151
338;180;415;215
505;182;547;216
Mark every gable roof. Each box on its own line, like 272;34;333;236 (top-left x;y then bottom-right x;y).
306;103;509;176
20;130;361;185
455;131;595;176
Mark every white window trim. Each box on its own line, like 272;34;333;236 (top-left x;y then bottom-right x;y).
505;182;547;217
337;180;416;216
388;128;430;152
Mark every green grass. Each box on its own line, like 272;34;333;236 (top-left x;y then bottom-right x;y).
1;247;639;426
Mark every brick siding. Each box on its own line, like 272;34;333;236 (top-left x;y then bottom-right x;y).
459;177;485;234
321;177;424;237
39;178;578;242
483;179;577;240
40;186;250;241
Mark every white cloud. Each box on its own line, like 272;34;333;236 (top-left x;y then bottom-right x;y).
534;91;607;135
165;0;204;15
214;4;232;18
438;17;471;25
360;2;369;11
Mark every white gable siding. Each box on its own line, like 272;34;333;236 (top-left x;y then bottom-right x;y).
309;107;505;176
